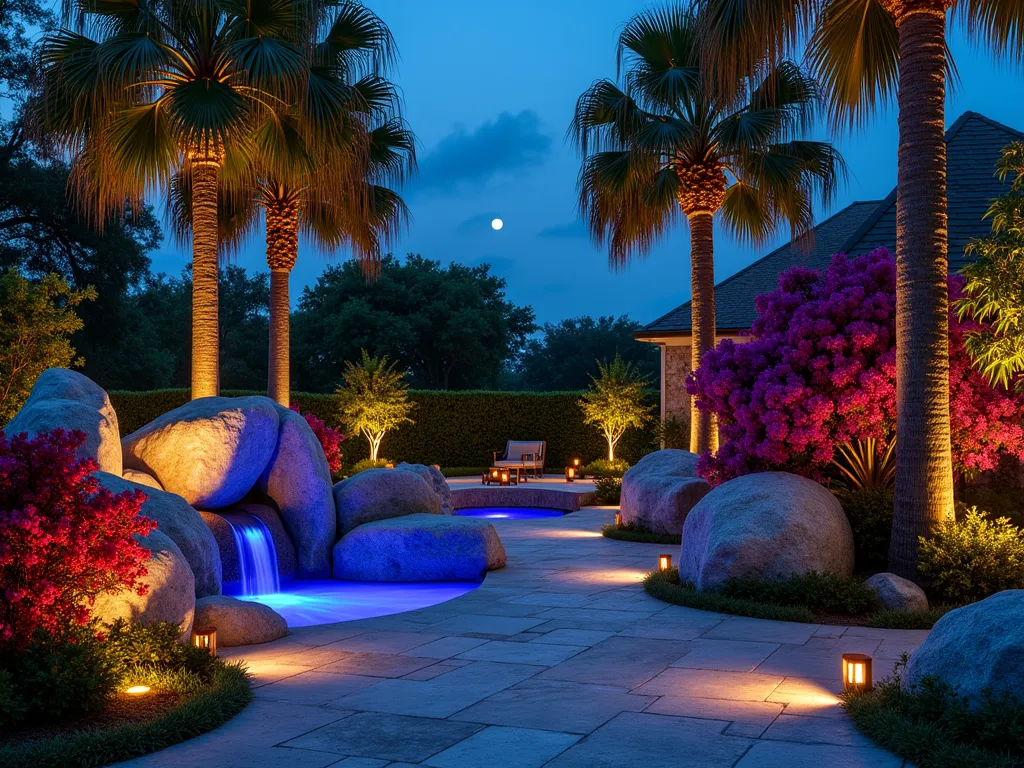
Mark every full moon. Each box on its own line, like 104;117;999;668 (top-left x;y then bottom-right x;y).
491;218;503;231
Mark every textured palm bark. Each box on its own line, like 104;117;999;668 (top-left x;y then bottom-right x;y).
688;211;717;454
265;198;299;407
190;160;220;399
889;3;956;580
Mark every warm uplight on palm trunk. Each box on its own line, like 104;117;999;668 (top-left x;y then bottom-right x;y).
191;159;220;399
689;211;718;454
265;198;300;407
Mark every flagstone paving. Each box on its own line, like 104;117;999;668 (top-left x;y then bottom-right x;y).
118;507;923;767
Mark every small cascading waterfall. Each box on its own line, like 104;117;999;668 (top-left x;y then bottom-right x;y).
219;511;281;596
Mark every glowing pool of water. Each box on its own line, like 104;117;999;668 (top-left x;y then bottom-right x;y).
236;579;481;627
455;506;566;520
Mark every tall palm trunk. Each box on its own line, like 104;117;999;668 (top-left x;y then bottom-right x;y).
688;211;717;454
265;193;299;407
888;2;955;579
191;159;221;399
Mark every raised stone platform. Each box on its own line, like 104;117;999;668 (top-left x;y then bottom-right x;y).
448;474;598;512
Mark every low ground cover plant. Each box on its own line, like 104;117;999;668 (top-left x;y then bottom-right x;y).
593;476;622;505
582;458;630;478
602;522;679;545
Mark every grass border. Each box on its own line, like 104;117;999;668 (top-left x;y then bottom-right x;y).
0;663;252;768
644;568;949;628
602;524;681;546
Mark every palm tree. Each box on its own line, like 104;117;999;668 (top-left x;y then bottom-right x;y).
698;0;1024;579
41;0;311;399
571;5;844;454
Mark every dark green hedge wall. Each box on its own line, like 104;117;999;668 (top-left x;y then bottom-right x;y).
109;389;658;468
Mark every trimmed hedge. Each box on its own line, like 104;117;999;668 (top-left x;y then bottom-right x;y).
109;389;658;468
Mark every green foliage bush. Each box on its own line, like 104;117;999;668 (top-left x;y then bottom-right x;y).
593;476;622;504
644;569;818;623
110;389;657;467
917;508;1024;603
720;571;877;615
348;458;392;475
837;486;894;572
103;619;218;682
602;522;680;545
582;458;631;478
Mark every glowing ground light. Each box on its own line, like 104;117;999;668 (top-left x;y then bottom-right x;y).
491;218;503;230
125;685;151;695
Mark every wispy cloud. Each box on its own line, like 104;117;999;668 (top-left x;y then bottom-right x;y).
539;220;588;239
416;110;552;193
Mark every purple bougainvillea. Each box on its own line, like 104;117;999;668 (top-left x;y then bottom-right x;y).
688;248;1024;485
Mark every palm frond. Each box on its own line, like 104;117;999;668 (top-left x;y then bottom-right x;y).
618;4;703;111
962;0;1024;62
719;181;777;244
318;0;396;76
569;80;650;155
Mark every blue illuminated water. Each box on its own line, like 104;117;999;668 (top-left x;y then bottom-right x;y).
455;506;565;520
219;511;280;596
237;579;481;627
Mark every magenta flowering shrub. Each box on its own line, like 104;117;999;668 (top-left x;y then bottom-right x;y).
688;248;1024;485
290;404;345;474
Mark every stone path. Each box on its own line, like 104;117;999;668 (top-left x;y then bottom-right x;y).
119;507;922;768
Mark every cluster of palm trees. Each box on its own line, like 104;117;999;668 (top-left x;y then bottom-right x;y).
40;0;413;407
573;0;1024;579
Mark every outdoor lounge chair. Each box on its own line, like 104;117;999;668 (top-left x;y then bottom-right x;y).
493;441;546;479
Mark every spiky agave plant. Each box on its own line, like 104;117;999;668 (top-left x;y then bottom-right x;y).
831;438;896;492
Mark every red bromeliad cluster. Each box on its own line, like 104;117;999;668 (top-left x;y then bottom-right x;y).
290;404;344;474
688;249;1024;485
0;429;155;651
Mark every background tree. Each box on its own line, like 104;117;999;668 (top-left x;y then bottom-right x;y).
698;0;1024;583
571;5;843;454
336;350;414;462
516;315;659;391
0;270;95;423
42;0;311;398
293;255;536;391
580;354;655;462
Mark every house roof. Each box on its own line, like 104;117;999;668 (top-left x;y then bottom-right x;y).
636;111;1024;339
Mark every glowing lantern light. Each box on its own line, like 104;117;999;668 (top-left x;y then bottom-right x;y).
565;466;576;483
192;627;217;657
615;512;623;527
125;685;151;695
658;554;672;571
500;469;511;486
842;653;873;693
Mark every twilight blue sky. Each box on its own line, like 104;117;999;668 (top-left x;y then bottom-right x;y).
145;1;1024;326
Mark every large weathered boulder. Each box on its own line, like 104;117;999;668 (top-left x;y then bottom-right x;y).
866;572;929;612
95;471;222;598
122;468;163;490
619;449;709;535
200;503;297;588
333;468;442;536
6;368;122;474
194;595;287;647
680;472;854;591
256;404;335;577
396;462;453;515
333;513;506;581
122;396;280;509
903;590;1024;706
92;529;195;639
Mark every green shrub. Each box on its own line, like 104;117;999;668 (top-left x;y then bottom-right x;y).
865;605;956;630
583;458;631;478
110;389;658;468
602;523;680;545
0;669;26;730
844;656;1024;767
440;466;487;478
837;486;893;572
593;476;621;504
654;414;689;450
103;620;217;682
348;458;392;475
917;508;1024;603
644;568;818;623
720;571;876;615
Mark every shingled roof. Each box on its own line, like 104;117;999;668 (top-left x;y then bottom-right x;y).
636;111;1024;339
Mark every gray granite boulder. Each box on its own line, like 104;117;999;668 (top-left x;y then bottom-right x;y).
333;468;442;536
904;590;1024;706
95;471;222;598
200;503;297;588
396;462;453;515
256;404;336;577
122;396;280;509
620;449;709;535
680;472;855;591
194;595;287;647
333;513;506;581
92;528;195;639
866;572;929;612
6;368;122;474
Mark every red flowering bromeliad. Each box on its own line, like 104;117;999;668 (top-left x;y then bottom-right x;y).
688;249;1024;485
0;429;155;652
290;404;345;474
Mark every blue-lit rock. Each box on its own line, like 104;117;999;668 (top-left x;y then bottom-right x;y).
333;469;442;536
396;462;453;515
194;595;287;646
333;513;506;581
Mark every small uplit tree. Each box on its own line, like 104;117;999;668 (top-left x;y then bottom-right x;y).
580;354;654;462
336;350;414;462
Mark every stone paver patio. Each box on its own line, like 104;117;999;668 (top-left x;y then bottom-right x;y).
119;505;922;767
